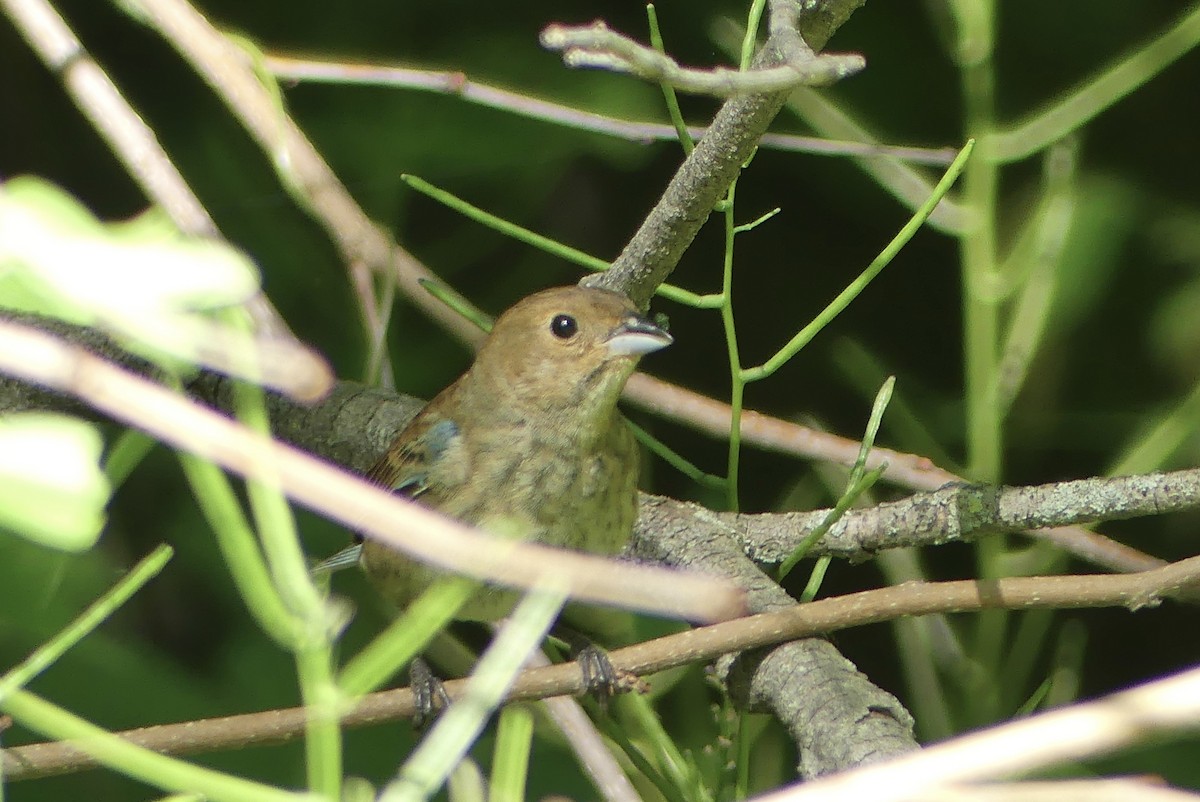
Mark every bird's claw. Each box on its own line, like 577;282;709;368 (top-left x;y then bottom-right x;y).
577;644;645;706
410;657;451;730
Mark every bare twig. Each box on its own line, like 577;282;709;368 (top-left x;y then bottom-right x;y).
540;20;864;94
6;556;1197;781
0;307;1170;578
916;779;1200;802
0;0;289;337
123;0;485;348
265;55;956;165
582;1;866;307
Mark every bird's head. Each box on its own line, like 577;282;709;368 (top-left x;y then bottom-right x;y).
467;285;672;421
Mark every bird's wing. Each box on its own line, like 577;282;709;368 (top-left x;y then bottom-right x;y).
364;416;463;499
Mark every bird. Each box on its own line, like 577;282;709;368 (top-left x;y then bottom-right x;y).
358;284;672;625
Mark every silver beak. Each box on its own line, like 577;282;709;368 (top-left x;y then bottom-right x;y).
606;314;673;356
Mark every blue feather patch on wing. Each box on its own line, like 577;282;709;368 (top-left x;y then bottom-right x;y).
392;418;460;498
423;419;460;462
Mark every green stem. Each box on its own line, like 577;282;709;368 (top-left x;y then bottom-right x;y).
742;140;975;383
647;4;694;156
990;4;1200;163
338;577;474;697
956;0;1007;722
297;646;343;800
489;705;534;802
0;545;173;699
958;4;1001;484
626;418;725;489
401;175;718;308
720;179;743;512
176;452;301;646
0;690;304;802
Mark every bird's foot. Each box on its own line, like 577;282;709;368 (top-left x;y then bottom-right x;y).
409;656;451;730
576;643;646;707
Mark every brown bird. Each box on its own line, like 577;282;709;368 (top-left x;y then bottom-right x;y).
359;285;672;622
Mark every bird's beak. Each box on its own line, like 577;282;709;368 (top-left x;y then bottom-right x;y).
606;314;673;356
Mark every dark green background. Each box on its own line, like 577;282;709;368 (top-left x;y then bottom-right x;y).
3;1;1199;798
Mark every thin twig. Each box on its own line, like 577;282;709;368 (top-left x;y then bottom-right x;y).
540;21;864;94
265;55;956;165
6;555;1197;780
0;0;289;337
124;0;485;348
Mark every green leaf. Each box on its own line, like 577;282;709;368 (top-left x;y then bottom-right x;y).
0;176;260;319
0;414;110;551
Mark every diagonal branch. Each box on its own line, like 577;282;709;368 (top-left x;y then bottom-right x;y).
580;1;866;307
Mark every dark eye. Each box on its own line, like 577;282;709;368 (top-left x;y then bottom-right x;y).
550;314;578;339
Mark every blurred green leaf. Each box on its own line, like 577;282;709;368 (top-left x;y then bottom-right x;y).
0;176;259;319
0;414;109;551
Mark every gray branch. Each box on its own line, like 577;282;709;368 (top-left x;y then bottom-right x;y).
540;21;863;95
640;474;1198;569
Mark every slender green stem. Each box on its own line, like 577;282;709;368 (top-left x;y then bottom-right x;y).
223;310;341;796
619;693;706;802
647;4;694;156
989;4;1200;163
799;556;832;603
338;577;475;697
779;377;892;584
1108;376;1200;476
401;175;719;308
230;377;326;622
419;278;493;333
720;179;743;512
593;711;683;802
0;545;172;700
994;142;1077;416
626;418;725;489
296;646;343;800
739;0;768;70
102;429;155;490
383;587;566;802
778;463;886;581
958;6;1001;484
489;705;534;802
0;690;305;802
176;452;302;646
955;0;1008;723
742;140;975;383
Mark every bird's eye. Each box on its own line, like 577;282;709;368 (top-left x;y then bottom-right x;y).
550;314;578;339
